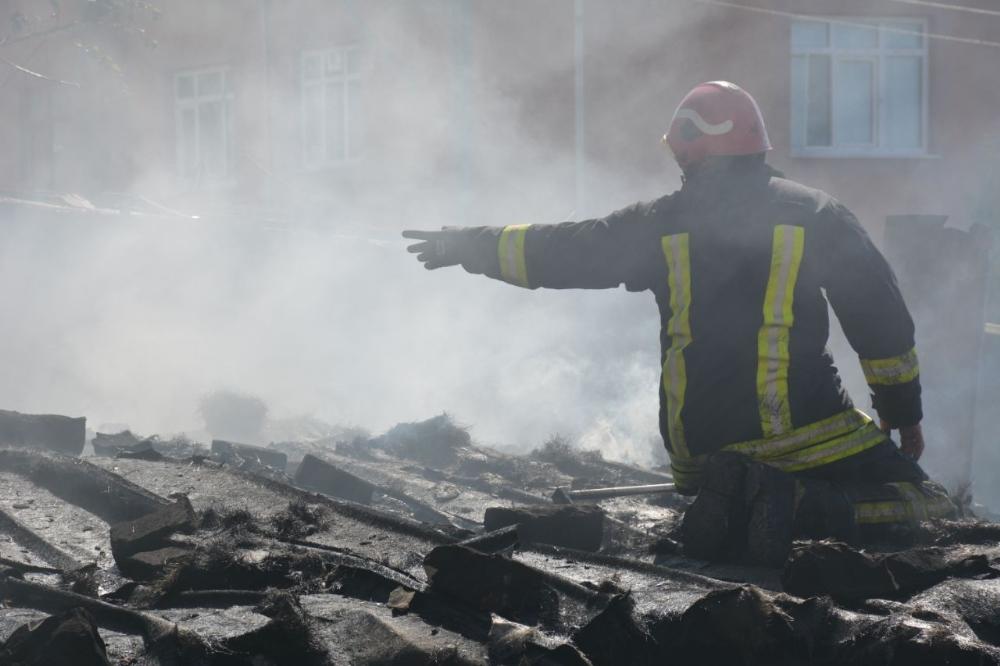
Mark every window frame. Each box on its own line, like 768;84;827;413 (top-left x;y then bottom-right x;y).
790;17;930;159
174;65;236;186
300;45;362;170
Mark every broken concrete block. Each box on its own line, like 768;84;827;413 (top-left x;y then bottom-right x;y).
0;607;110;666
91;430;142;457
109;496;195;564
293;454;375;504
572;594;655;666
116;440;163;461
212;439;287;472
484;505;605;552
424;545;563;627
651;585;800;665
781;540;997;602
0;409;85;456
120;546;193;580
490;616;594;666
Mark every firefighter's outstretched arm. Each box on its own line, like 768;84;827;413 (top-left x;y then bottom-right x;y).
818;201;925;460
403;201;659;290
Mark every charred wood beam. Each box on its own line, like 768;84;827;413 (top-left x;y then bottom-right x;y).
0;572;178;641
0;449;169;523
0;506;83;571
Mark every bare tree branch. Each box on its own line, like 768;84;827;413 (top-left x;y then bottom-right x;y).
0;54;80;87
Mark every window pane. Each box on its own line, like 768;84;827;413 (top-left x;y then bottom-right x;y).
884;22;923;49
225;100;234;178
176;75;194;99
884;56;922;149
834;59;874;144
325;82;345;161
806;55;832;147
325;50;344;76
199;100;225;177
791;56;807;148
347;78;363;157
303;84;323;165
180;108;197;176
792;21;828;49
198;71;223;96
303;54;321;81
347;48;362;74
832;23;877;49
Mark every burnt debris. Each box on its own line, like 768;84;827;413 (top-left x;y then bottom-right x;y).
0;414;1000;664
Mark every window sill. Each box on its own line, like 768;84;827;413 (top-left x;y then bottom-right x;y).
790;149;940;160
301;158;363;173
175;177;239;194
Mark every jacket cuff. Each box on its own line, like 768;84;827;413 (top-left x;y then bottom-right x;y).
870;381;922;428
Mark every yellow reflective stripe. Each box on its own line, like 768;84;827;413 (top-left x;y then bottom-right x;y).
675;409;876;491
662;233;693;459
498;224;531;287
857;482;956;525
756;225;805;437
725;409;870;460
860;347;920;386
766;424;884;473
891;482;929;521
856;500;913;524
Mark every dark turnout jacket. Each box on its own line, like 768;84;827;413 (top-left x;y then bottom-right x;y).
454;163;921;491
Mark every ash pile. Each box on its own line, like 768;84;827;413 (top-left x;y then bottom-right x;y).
2;410;1000;665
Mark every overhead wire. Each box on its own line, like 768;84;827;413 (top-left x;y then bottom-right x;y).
882;0;1000;18
691;0;1000;49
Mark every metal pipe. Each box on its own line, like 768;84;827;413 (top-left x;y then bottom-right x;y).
552;482;676;504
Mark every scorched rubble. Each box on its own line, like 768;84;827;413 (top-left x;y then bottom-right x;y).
0;413;998;664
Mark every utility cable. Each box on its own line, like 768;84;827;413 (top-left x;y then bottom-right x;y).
692;0;1000;49
883;0;1000;18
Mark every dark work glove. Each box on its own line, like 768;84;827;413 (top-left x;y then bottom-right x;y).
403;228;467;270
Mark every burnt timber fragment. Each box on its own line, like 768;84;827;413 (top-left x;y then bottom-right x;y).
424;544;603;630
294;453;376;504
782;540;998;602
0;607;110;666
484;504;605;552
91;430;142;457
0;409;86;456
212;438;288;471
109;496;196;565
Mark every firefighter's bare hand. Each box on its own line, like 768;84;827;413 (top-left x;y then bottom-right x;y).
880;419;925;461
403;229;462;270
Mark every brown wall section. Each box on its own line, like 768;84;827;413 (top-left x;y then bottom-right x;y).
0;0;998;235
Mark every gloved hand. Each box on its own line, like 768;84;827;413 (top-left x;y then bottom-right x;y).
880;419;925;461
402;228;465;270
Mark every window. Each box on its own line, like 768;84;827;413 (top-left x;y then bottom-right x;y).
791;19;927;157
301;47;363;168
175;67;234;183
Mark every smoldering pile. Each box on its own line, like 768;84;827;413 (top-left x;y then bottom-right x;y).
1;410;1000;665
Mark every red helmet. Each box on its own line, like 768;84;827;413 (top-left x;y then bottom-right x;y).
664;81;771;169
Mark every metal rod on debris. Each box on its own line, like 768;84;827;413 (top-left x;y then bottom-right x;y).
552;482;676;504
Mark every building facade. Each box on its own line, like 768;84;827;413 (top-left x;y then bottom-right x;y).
2;0;998;236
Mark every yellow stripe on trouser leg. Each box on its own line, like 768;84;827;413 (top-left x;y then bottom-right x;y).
756;225;805;437
661;234;694;476
860;347;920;386
854;481;957;525
498;224;531;287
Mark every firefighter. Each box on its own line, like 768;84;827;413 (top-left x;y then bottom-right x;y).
403;81;956;565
